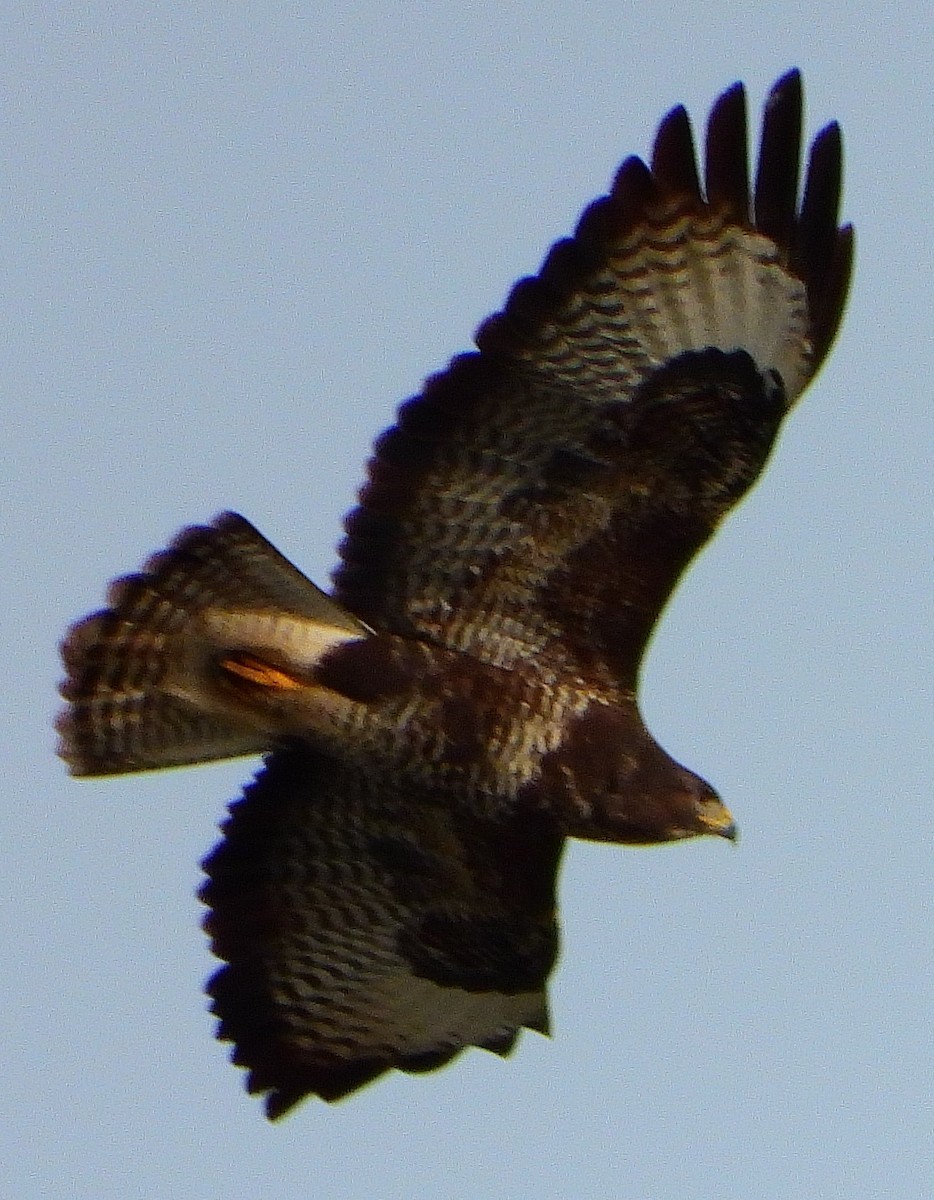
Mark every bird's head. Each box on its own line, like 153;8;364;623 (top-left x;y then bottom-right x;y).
660;765;738;843
525;700;737;846
591;753;737;846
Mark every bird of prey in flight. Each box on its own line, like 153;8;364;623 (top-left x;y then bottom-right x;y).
58;70;852;1118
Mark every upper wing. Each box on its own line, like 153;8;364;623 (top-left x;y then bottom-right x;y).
334;71;852;688
201;746;564;1117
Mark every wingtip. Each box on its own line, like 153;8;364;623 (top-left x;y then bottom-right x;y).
767;67;803;107
704;80;750;218
651;103;702;202
754;68;804;249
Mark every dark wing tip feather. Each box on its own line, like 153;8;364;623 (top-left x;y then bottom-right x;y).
753;68;803;251
745;70;851;366
811;221;854;363
651;104;702;203
793;120;851;359
602;155;662;236
746;70;852;366
704;80;750;218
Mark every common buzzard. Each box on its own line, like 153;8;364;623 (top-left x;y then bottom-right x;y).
58;71;852;1118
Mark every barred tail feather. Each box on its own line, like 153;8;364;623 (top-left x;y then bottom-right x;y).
57;513;368;776
58;612;268;774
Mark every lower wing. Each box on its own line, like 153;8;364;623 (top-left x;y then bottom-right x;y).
201;745;565;1117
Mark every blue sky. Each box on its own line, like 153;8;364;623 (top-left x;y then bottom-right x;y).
3;4;931;1197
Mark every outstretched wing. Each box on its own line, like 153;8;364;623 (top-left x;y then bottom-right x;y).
334;71;852;688
201;746;564;1117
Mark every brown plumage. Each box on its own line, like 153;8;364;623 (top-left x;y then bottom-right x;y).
57;71;852;1118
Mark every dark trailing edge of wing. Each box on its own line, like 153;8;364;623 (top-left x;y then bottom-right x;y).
201;746;563;1117
199;750;460;1117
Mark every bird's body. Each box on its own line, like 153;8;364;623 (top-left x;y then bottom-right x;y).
57;71;852;1117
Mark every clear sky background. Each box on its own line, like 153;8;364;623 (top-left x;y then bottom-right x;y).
3;4;931;1198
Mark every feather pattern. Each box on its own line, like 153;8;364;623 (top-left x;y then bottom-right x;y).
57;514;367;774
335;71;852;683
201;747;562;1117
57;72;851;1116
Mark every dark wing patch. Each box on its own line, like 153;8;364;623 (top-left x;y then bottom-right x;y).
334;71;852;687
200;746;563;1117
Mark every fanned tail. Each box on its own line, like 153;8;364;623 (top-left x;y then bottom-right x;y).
57;513;367;776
